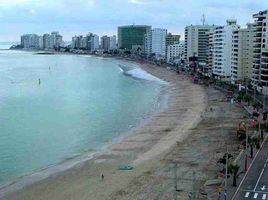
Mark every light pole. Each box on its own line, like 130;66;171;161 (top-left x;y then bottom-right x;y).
244;128;248;172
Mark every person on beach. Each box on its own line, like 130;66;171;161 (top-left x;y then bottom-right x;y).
101;174;104;181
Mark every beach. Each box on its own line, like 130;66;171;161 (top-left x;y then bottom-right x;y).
0;60;245;200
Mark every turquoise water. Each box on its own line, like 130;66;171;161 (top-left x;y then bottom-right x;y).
0;51;165;186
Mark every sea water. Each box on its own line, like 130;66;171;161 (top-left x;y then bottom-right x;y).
0;51;166;186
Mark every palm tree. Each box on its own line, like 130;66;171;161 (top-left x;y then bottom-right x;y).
229;164;240;187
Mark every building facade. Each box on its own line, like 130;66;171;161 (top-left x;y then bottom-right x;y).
21;34;40;49
166;42;184;63
212;20;240;79
109;35;117;50
101;35;110;52
251;10;268;94
184;24;218;74
165;33;180;60
231;23;254;82
117;25;151;50
144;28;167;59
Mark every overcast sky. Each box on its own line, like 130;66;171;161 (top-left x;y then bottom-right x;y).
0;0;268;42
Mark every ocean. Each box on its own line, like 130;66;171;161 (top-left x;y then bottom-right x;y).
0;50;166;187
0;42;18;50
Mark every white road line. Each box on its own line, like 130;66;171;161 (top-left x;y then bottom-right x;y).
254;193;258;199
263;194;267;200
245;192;250;197
231;135;268;200
254;158;268;191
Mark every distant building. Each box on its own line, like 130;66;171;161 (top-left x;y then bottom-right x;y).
144;28;167;59
184;24;218;73
212;20;240;79
38;36;44;49
166;42;184;63
91;34;99;51
101;35;110;52
117;25;151;50
165;33;180;60
231;23;254;82
21;34;39;49
109;35;117;50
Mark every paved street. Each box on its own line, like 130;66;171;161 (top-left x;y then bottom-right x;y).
233;137;268;200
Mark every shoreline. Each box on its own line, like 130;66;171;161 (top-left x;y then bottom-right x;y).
0;53;172;197
0;53;207;200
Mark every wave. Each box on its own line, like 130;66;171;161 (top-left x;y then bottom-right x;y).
118;64;168;85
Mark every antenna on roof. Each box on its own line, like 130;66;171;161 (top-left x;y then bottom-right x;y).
201;14;206;25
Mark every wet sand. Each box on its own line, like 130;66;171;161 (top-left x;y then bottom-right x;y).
1;61;208;200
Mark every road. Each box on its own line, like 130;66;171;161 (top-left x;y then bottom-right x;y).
233;137;268;200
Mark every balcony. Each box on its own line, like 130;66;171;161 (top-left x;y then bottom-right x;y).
253;49;261;54
254;33;262;38
253;54;261;59
261;58;268;63
254;38;262;43
253;44;262;49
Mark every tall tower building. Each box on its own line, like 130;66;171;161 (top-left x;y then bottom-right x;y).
231;23;254;82
184;24;218;71
117;25;151;50
212;20;240;79
144;28;167;59
251;10;268;94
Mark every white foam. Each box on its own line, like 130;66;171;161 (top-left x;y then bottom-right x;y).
122;67;168;85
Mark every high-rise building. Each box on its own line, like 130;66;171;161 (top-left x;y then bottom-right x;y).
212;20;240;79
21;34;39;49
144;28;167;59
184;25;218;61
251;10;268;94
117;25;151;50
38;36;44;49
109;35;117;50
206;30;214;77
43;34;50;50
231;23;254;82
91;34;99;51
101;35;110;52
165;33;180;60
184;24;218;70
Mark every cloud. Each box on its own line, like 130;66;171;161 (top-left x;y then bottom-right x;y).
0;0;268;41
129;0;145;4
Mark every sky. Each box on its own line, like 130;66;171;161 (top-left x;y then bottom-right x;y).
0;0;268;42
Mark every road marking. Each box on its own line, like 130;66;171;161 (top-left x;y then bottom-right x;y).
263;194;267;200
231;135;268;200
245;192;250;197
254;158;268;191
254;193;258;199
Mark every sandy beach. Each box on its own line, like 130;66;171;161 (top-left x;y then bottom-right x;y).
0;60;246;200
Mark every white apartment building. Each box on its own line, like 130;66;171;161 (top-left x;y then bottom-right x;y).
206;30;214;76
21;34;39;49
212;20;240;79
91;34;99;51
251;10;268;94
231;23;254;82
109;35;117;50
145;28;167;59
38;36;44;49
166;42;184;63
184;25;218;65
